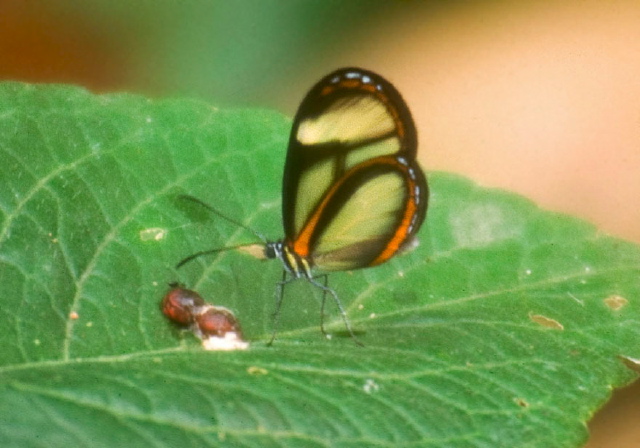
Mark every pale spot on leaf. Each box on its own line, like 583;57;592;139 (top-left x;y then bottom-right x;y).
363;379;380;394
247;366;268;376
202;332;249;351
451;204;519;248
139;227;167;241
529;313;564;330
603;295;628;311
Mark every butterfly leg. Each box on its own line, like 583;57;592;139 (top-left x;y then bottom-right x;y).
316;274;330;337
309;277;363;347
267;269;290;346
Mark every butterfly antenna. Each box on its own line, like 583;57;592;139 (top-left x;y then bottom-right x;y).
176;194;269;269
176;244;258;269
177;194;267;242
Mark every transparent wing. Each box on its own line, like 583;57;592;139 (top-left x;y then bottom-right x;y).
292;156;427;271
282;68;427;270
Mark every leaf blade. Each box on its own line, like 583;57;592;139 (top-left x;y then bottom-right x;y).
0;82;638;448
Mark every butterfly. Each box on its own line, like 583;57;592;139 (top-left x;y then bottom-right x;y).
178;67;429;345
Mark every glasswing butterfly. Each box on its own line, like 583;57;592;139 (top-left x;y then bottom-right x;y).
178;67;428;345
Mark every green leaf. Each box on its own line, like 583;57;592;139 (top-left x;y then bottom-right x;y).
1;82;638;447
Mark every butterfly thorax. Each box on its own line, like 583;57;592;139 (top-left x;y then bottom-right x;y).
265;241;313;279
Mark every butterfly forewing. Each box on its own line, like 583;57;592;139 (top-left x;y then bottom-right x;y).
282;67;427;272
296;94;397;146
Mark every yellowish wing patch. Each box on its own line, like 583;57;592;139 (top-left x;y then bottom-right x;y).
296;94;394;146
294;157;335;235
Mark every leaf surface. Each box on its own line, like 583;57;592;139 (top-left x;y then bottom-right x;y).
0;83;638;448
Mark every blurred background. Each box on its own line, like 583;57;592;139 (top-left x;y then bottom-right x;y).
1;1;638;445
